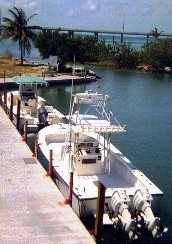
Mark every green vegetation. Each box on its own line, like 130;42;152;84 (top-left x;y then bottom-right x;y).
0;6;41;65
34;30;109;65
0;6;171;73
35;30;172;73
140;39;172;72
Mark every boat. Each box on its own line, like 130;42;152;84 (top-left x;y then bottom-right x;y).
69;65;101;81
38;89;167;240
3;76;65;132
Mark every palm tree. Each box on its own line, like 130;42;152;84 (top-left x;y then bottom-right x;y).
150;28;163;42
0;6;42;65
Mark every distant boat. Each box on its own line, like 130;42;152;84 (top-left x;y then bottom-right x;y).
38;89;167;240
67;65;101;81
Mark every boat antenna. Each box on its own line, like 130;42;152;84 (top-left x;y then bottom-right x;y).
68;79;74;170
69;79;74;118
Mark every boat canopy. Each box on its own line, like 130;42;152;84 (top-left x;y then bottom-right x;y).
12;76;48;86
72;124;126;133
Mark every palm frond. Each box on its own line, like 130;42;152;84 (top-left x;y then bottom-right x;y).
8;7;20;22
27;14;37;22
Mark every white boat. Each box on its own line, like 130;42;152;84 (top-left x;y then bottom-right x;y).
38;89;167;240
3;76;65;132
68;65;100;81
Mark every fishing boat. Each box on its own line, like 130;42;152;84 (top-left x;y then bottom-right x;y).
2;76;64;132
70;65;100;81
38;89;167;240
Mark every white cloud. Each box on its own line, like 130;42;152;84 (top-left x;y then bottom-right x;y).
83;0;100;12
0;0;172;32
14;0;37;10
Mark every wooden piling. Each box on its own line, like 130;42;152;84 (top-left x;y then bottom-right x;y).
46;149;53;177
68;170;74;207
23;120;28;143
94;182;106;243
9;93;13;121
16;99;21;131
32;133;38;158
0;92;2;106
3;85;7;113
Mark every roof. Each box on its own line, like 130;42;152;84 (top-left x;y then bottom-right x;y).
12;76;48;85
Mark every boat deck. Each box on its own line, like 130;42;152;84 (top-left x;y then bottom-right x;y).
39;123;163;201
0;106;95;243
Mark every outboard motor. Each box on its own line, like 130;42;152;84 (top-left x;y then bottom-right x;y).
133;188;168;238
37;107;48;126
111;189;138;240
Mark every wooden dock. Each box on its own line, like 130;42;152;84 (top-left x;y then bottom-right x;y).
0;106;95;243
0;75;87;89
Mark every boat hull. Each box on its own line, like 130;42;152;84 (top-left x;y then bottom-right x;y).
52;166;162;222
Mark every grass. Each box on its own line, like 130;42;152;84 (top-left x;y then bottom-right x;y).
0;57;47;78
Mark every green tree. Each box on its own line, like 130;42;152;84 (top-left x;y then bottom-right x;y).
0;6;41;65
35;30;73;63
113;42;138;68
35;32;102;64
140;39;172;71
96;41;113;63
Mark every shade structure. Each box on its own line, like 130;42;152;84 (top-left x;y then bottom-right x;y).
12;76;48;86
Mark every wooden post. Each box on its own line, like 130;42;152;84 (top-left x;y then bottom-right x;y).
32;133;38;158
22;120;28;143
0;92;2;106
10;93;13;121
94;182;106;243
47;149;53;177
4;85;7;113
68;170;74;207
16;99;21;131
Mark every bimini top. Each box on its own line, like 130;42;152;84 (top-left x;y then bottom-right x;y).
12;76;48;86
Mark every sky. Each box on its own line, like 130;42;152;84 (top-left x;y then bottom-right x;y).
0;0;172;34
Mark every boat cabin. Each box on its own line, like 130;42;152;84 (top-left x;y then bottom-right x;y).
73;136;102;176
13;76;47;115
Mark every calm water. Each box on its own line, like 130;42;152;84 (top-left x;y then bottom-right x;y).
37;66;172;243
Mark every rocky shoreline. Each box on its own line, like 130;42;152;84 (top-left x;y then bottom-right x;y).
137;65;172;73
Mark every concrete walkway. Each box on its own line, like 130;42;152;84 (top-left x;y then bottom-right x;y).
0;106;95;243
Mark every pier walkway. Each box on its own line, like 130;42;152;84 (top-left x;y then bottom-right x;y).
0;106;94;243
0;75;86;89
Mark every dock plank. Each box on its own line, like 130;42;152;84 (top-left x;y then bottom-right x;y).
0;106;95;243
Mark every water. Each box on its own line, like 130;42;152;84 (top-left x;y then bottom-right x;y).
35;66;172;243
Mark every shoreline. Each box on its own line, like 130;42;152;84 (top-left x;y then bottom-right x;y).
85;61;172;74
0;57;171;83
